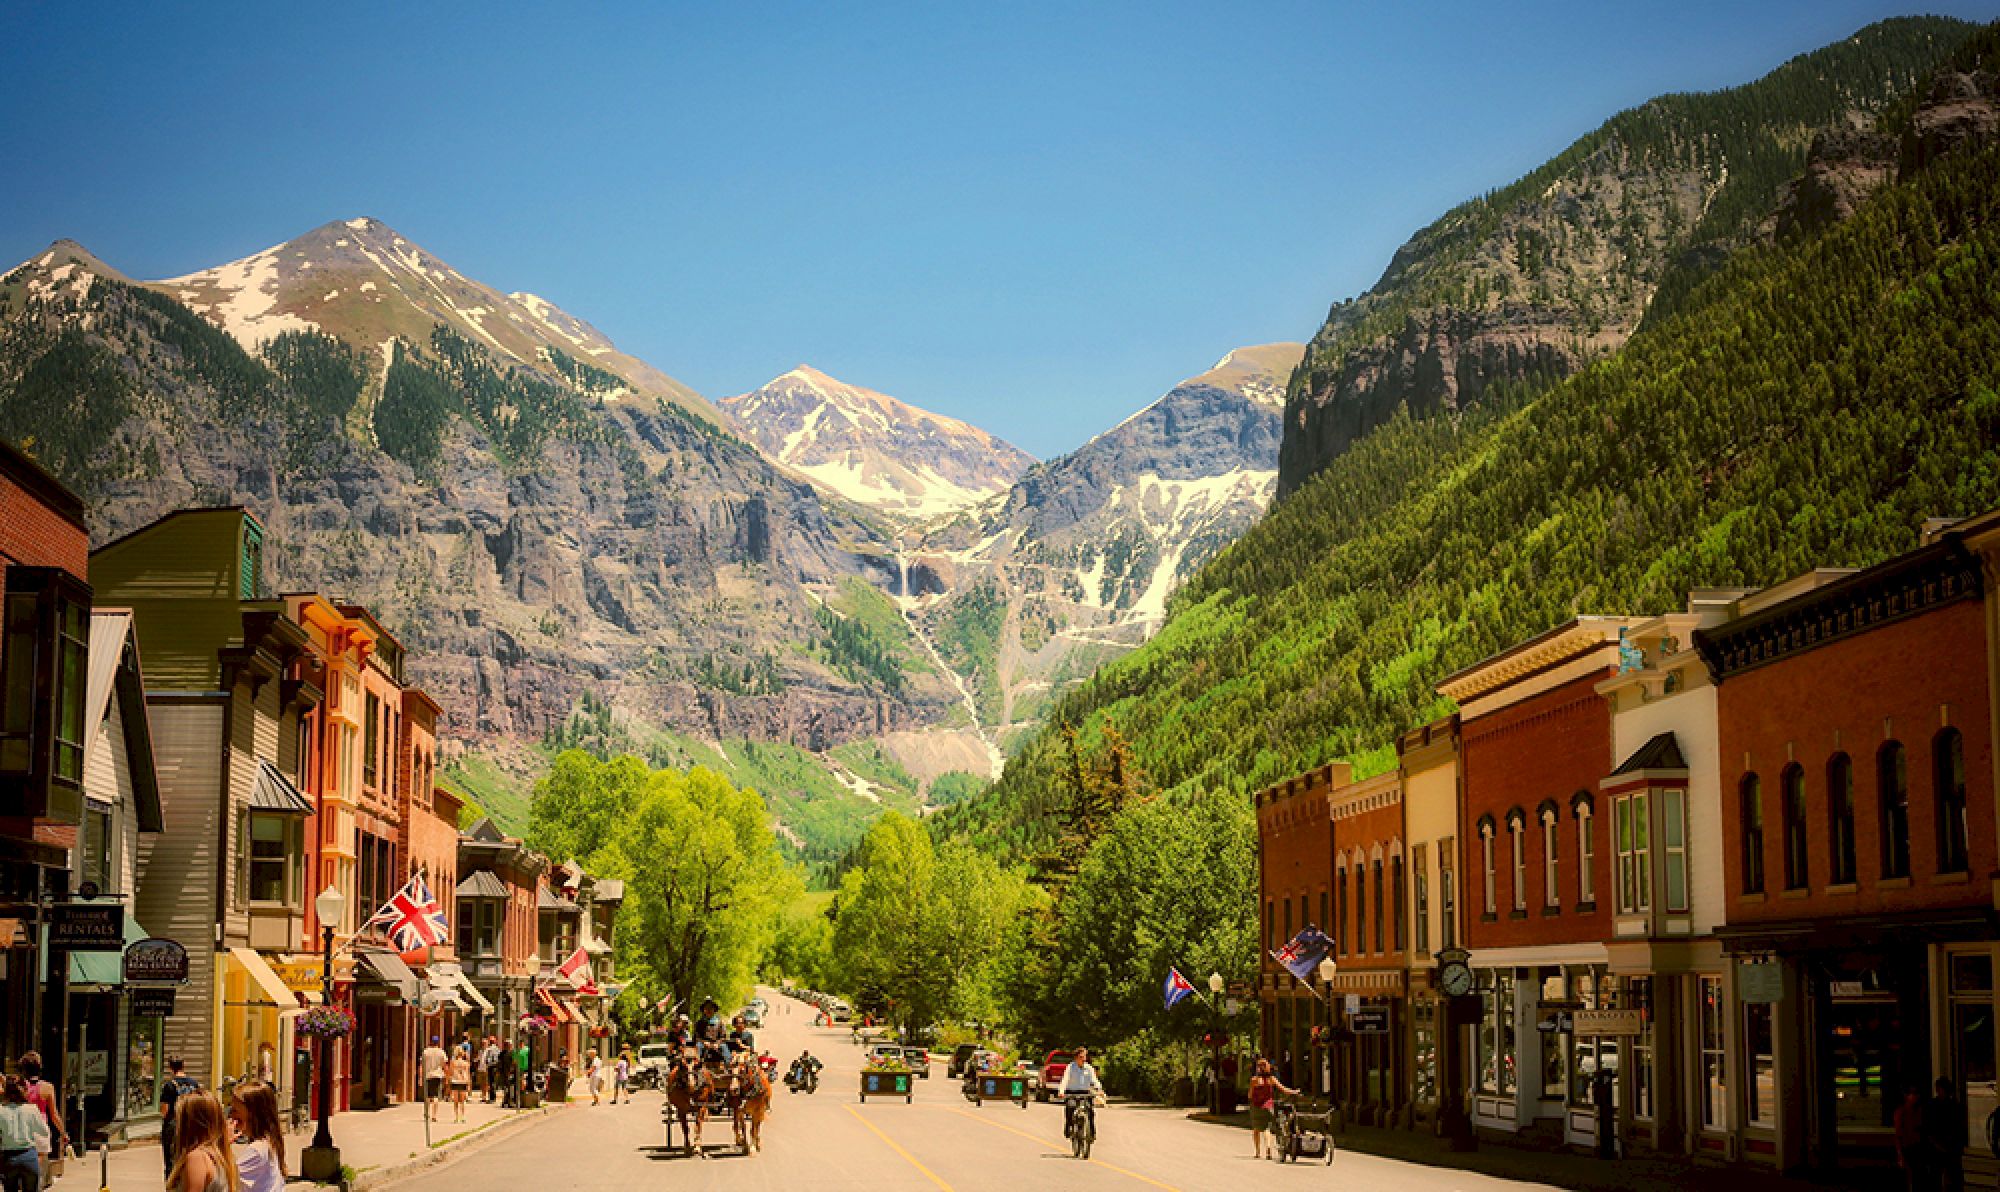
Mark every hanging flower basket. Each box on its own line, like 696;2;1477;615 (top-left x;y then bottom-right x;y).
517;1015;555;1036
296;1006;354;1039
588;1026;612;1039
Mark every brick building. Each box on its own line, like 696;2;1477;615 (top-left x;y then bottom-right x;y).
1255;763;1335;1089
1701;534;1996;1175
1442;616;1628;1143
1326;769;1406;1124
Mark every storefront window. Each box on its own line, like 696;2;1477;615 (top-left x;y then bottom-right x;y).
126;1012;163;1121
1542;970;1568;1100
1745;1001;1775;1124
1952;953;1995;1101
1631;977;1655;1120
1479;975;1515;1096
1830;994;1901;1130
1413;999;1438;1106
1700;976;1727;1130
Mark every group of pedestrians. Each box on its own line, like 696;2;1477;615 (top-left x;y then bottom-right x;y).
1895;1078;1970;1192
0;1053;62;1192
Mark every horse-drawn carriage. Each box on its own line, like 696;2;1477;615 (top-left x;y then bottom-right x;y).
660;1050;773;1157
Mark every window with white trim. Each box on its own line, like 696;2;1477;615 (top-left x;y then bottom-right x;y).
1615;791;1651;915
1541;806;1559;909
1509;815;1526;912
1575;796;1595;904
1480;822;1496;916
1662;788;1689;912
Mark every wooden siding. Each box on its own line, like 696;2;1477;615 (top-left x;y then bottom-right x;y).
91;511;251;692
135;700;225;1086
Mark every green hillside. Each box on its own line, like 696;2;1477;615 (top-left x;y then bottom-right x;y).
945;38;2000;857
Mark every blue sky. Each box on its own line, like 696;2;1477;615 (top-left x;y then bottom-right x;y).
3;1;1995;458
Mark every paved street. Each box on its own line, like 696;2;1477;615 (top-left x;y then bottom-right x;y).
387;989;1555;1191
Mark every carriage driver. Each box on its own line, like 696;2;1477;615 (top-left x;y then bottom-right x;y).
695;998;732;1065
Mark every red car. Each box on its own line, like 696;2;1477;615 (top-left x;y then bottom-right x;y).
1037;1050;1073;1102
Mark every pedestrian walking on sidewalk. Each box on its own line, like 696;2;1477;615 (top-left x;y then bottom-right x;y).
514;1041;531;1105
226;1079;286;1192
421;1037;448;1123
497;1042;517;1109
480;1037;501;1103
1;1076;52;1192
158;1056;200;1178
612;1052;631;1105
586;1053;603;1106
167;1090;239;1192
449;1051;472;1122
15;1054;62;1191
1928;1077;1968;1192
1896;1086;1934;1192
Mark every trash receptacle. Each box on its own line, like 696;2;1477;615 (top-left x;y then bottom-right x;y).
545;1063;570;1102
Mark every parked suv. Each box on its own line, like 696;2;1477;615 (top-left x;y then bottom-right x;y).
947;1043;978;1079
1037;1050;1073;1102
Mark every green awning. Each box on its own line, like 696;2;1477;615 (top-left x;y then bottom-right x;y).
60;915;151;988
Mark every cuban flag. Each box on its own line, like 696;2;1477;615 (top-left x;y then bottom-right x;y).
1164;967;1198;1010
362;874;449;953
1271;925;1333;983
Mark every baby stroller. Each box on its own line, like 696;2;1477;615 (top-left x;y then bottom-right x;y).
1272;1102;1335;1164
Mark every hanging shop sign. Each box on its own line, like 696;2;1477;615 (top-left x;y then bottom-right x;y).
269;958;324;993
131;987;177;1018
1348;1007;1391;1034
1573;1009;1645;1037
123;937;190;985
49;903;124;951
1738;962;1783;1004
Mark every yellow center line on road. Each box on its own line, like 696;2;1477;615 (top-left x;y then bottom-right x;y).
845;1103;956;1191
940;1105;1185;1192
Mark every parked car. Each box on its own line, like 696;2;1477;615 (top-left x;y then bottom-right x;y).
903;1047;931;1078
742;1005;763;1026
1037;1050;1073;1102
1014;1059;1041;1096
870;1044;903;1066
948;1043;979;1079
832;1002;852;1024
634;1042;678;1089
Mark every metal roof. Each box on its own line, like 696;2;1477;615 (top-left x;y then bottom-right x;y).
456;869;509;900
249;759;314;815
1611;732;1687;775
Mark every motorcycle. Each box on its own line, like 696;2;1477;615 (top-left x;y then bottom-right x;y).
759;1052;780;1082
785;1062;820;1094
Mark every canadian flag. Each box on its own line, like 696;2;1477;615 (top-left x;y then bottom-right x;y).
556;947;599;996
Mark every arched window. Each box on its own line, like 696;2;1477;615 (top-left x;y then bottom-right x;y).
1479;817;1497;917
1507;809;1527;913
1539;801;1560;910
1880;742;1910;879
1392;852;1407;951
1827;754;1856;885
1372;858;1385;953
1936;728;1969;875
1353;861;1367;954
1781;765;1809;890
1740;774;1765;895
1572;792;1596;906
1334;858;1347;955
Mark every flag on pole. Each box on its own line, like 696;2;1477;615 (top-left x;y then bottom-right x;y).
1164;967;1198;1010
362;874;449;953
1270;924;1334;983
557;946;600;996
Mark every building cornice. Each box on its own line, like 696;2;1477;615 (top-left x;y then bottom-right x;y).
1438;617;1630;705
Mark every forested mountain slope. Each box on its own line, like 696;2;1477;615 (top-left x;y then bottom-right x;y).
943;24;2000;857
1278;15;1975;496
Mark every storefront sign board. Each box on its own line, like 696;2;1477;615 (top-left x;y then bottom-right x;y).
270;958;324;992
1738;962;1783;1004
49;903;123;951
1349;1007;1390;1034
123;937;190;984
1573;1009;1644;1036
131;987;177;1018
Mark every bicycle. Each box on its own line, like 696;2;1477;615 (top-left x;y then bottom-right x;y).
1064;1092;1096;1160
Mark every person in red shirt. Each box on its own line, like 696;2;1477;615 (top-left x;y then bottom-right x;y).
1247;1056;1298;1161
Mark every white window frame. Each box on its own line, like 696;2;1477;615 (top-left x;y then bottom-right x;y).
1576;800;1595;904
1509;817;1526;912
1663;788;1689;913
1615;791;1652;915
1480;824;1496;916
1541;807;1560;908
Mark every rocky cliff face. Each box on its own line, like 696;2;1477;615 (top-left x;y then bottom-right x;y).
1278;17;1972;497
907;343;1301;744
0;230;955;759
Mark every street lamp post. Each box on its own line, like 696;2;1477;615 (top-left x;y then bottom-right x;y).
301;885;345;1183
1205;973;1226;1115
1316;958;1338;1102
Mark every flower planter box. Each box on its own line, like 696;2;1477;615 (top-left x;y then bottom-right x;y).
975;1074;1029;1107
860;1069;913;1103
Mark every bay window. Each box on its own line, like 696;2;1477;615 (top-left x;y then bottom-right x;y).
0;567;90;805
1616;791;1651;914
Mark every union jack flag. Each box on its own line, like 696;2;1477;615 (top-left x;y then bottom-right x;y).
1270;925;1333;983
363;874;449;953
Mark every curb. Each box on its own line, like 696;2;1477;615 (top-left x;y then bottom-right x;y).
343;1102;571;1191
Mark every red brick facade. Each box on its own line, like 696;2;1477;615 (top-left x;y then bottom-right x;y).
1461;671;1615;949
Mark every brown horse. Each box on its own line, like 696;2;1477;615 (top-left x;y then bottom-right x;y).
735;1057;773;1153
664;1057;711;1156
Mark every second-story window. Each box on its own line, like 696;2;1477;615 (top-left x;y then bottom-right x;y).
1354;862;1367;953
1508;812;1526;913
1936;728;1969;875
1880;743;1910;880
363;692;380;788
1372;858;1385;952
1540;804;1560;909
1663;788;1689;913
1828;754;1857;885
1333;869;1345;954
1479;820;1497;917
1574;795;1596;905
1616;791;1652;914
1440;860;1457;950
1741;774;1766;894
1392;853;1405;951
1414;846;1430;955
1782;765;1809;891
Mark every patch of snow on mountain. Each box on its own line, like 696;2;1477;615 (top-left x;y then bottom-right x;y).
158;246;318;345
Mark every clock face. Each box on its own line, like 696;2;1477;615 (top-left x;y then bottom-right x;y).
1440;963;1474;997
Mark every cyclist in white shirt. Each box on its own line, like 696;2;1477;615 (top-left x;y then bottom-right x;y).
1058;1048;1103;1138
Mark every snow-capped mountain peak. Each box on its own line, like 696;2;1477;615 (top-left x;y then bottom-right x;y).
721;366;1033;519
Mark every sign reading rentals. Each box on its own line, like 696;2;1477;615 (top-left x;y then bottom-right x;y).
49;904;124;951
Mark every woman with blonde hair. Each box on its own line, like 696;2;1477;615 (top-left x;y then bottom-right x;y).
168;1089;238;1192
227;1080;285;1192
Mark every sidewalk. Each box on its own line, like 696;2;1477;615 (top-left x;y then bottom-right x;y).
52;1093;572;1191
1185;1109;1868;1192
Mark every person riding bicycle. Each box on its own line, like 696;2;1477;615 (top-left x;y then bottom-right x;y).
694;998;732;1066
1058;1047;1104;1139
